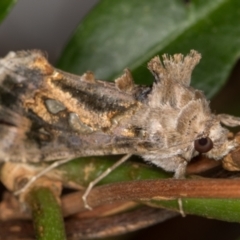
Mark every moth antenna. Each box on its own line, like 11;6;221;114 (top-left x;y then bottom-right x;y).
115;68;134;93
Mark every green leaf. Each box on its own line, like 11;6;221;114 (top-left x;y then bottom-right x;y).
58;0;240;98
57;156;171;187
0;0;16;24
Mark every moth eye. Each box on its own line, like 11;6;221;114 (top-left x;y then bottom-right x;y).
194;137;213;153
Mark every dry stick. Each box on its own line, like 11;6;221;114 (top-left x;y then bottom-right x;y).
65;207;178;239
69;178;240;210
0;207;178;239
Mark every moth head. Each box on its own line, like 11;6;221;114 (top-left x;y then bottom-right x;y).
175;98;232;160
201;119;235;160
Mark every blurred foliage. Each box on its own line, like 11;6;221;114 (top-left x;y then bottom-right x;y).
0;0;16;23
58;0;240;98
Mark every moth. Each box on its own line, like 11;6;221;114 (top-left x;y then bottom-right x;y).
0;50;240;208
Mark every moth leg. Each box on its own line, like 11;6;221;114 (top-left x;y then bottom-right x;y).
174;160;187;217
82;154;132;210
14;157;75;196
218;114;240;127
178;198;186;217
173;160;187;179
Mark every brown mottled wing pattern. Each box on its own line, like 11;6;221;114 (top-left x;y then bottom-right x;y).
0;51;151;163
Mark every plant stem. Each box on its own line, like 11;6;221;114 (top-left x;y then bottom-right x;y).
26;187;66;240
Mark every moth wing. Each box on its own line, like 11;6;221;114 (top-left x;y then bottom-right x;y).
0;105;138;163
0;107;43;162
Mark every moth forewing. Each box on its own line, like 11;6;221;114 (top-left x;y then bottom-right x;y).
0;50;240;207
0;51;139;162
